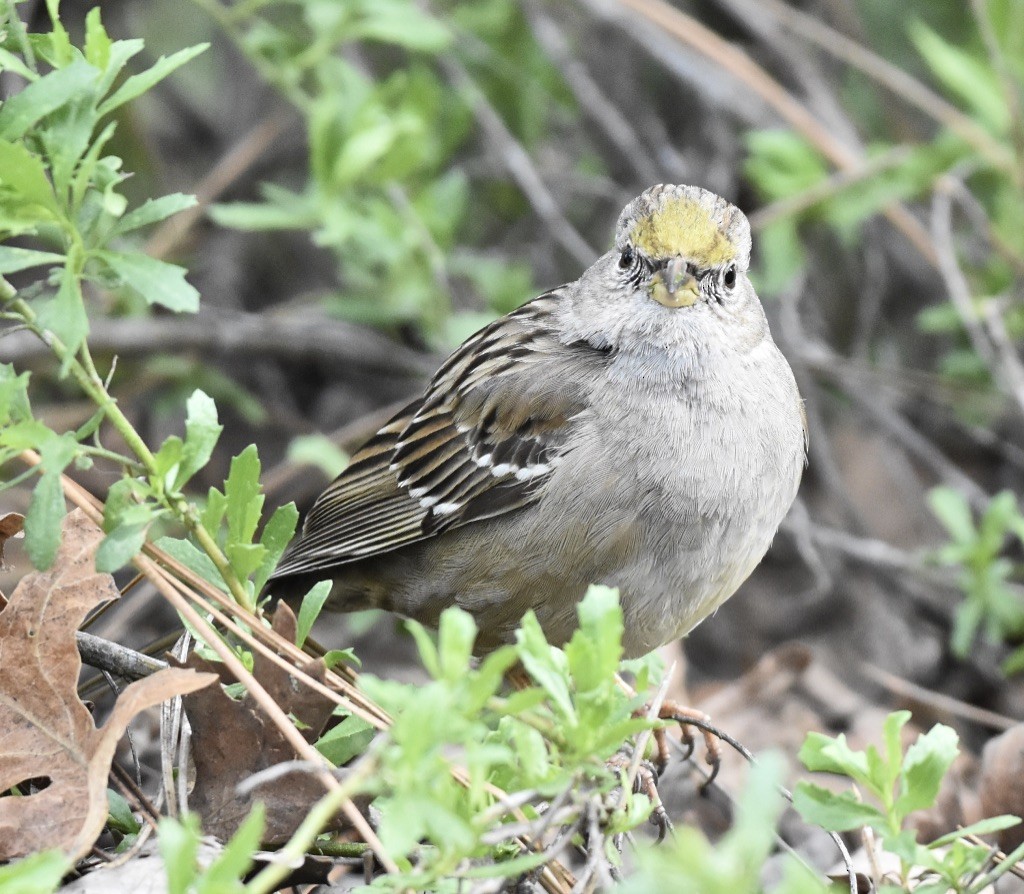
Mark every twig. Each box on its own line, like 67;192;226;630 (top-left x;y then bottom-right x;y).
0;308;435;377
437;56;597;268
931;184;1024;418
748;0;1014;175
857;662;1018;732
523;1;661;184
146;111;294;260
31;456;400;874
76;630;169;679
607;0;938;266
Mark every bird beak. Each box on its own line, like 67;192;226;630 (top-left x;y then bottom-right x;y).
651;257;699;308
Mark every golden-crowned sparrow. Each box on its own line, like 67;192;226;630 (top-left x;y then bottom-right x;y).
270;184;807;658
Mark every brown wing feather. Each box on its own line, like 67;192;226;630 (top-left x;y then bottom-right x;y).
270;292;608;579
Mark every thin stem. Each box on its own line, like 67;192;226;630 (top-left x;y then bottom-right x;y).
6;290;254;609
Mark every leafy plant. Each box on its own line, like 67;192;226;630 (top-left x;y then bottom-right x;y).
795;711;1021;892
356;586;657;889
928;486;1024;672
620;755;827;894
198;0;553;344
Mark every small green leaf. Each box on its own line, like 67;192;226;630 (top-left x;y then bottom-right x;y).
83;7;112;69
97;250;200;313
515;612;575;722
792;781;887;832
252;502;299;594
910;21;1007;134
322;648;360;669
895;723;959;818
350;7;452;51
97;44;209;117
296;579;332;648
24;472;64;569
0;850;70;894
798;731;871;786
157;814;201;894
155;536;227;592
316;714;376;766
177;390;222;489
114;193;197;235
437;606;477;681
224;445;263;543
35;264;88;358
95;521;149;572
106;788;140;835
203;803;263;887
0;60;95;141
928;814;1021;847
928;487;976;544
0;139;60;217
286;433;349;479
0;246;64;274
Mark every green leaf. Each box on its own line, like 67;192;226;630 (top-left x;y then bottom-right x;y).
0;850;70;894
202;803;263;887
322;648;360;670
928;814;1021;848
792;781;887;832
895;723;959;818
208;199;319;231
24;470;65;569
0;49;38;82
97;250;200;313
35;264;88;358
95;520;150;572
316;714;376;766
798;731;871;786
97;44;209;117
515;612;575;722
565;585;623;692
0;138;60;217
437;606;477;681
225;445;263;543
0;246;64;274
295;579;332;648
157;814;201;894
94;38;145;99
910;21;1008;134
0;60;95;141
928;487;976;545
286;433;349;479
177;390;222;489
84;7;112;69
114;193;197;235
155;536;227;592
24;434;76;569
106;787;141;835
252;501;299;594
350;7;452;51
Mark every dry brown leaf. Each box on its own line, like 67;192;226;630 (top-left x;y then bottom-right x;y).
0;509;216;862
0;511;25;571
177;603;352;844
979;724;1024;852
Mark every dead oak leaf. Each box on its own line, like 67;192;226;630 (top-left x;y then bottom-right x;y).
175;603;357;845
0;509;216;862
0;511;24;571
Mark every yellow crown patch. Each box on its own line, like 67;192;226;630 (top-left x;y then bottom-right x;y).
630;196;736;266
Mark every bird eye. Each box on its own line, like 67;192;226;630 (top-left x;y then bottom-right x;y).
723;264;737;290
618;247;634;270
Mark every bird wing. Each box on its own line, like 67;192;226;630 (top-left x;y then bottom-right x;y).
270;291;609;578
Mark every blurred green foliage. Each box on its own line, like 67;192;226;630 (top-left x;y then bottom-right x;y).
928;487;1024;673
201;0;560;343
